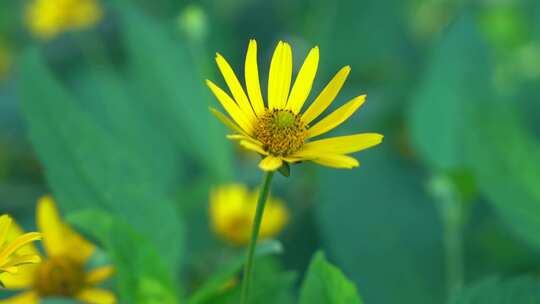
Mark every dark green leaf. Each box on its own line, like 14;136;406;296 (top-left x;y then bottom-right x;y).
19;49;184;269
315;147;445;304
115;2;232;181
449;276;540;304
278;162;290;177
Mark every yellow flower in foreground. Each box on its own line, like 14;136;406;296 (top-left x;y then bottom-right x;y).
207;40;383;171
25;0;103;39
210;184;289;245
0;215;42;287
0;196;115;304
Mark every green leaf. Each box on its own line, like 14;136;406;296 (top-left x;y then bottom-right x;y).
278;162;291;178
243;257;296;304
299;251;363;304
115;2;232;181
68;209;179;304
466;103;540;250
188;240;284;304
315;147;445;304
408;14;492;170
19;49;184;269
449;276;540;304
202;256;296;304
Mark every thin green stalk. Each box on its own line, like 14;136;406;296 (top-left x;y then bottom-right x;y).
431;176;465;296
240;171;275;304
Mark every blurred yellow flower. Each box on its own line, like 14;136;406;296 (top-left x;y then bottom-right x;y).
0;215;42;287
25;0;103;39
210;184;289;245
0;47;11;80
207;39;383;171
0;196;115;304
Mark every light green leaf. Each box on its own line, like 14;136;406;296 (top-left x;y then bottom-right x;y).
68;209;179;304
408;14;492;170
467;103;540;250
299;251;362;304
208;256;296;304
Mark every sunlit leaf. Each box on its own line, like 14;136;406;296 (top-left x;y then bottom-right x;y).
299;251;363;304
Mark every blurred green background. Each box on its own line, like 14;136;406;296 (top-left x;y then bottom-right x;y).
1;0;540;303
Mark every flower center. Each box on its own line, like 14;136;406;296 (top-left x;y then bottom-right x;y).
34;256;85;297
253;109;307;156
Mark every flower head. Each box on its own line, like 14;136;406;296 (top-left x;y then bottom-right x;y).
210;184;289;245
0;215;42;287
207;40;383;171
0;196;115;304
25;0;103;40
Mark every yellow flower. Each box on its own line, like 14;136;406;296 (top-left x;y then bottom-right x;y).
0;47;11;80
207;40;384;171
0;196;115;304
25;0;103;40
0;215;42;287
210;184;289;245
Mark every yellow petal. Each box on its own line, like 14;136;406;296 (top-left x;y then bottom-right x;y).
245;39;266;116
85;265;115;285
302;133;383;154
312;154;360;169
307;95;366;138
258;156;283;171
0;264;37;289
0;215;12;248
215;53;257;121
62;223;95;264
0;228;38;289
0;291;39;304
0;266;18;274
209;107;246;135
226;134;250;141
36;195;64;257
207;80;253;134
0;233;41;264
37;196;95;264
4;220;40;257
1;255;40;270
76;287;117;304
268;41;293;109
302;66;351;124
286;46;319;113
210;184;252;245
226;134;263;147
240;140;268;155
259;197;289;240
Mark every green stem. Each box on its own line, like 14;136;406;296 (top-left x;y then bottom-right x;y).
240;171;275;304
432;176;465;296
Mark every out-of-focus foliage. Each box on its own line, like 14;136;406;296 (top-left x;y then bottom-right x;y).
449;276;540;304
2;0;540;303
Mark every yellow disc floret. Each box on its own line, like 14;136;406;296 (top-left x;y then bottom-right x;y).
253;109;307;156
